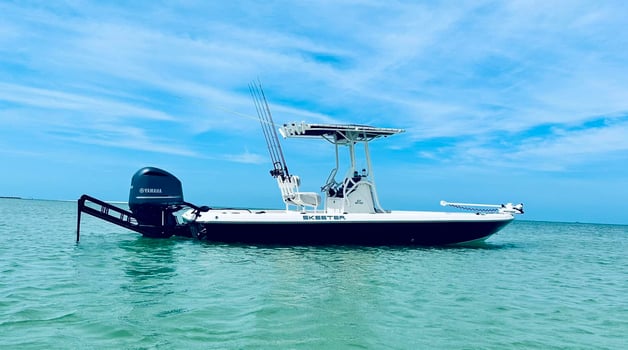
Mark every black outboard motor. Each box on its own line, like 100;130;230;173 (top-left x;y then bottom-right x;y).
128;167;186;238
77;166;207;241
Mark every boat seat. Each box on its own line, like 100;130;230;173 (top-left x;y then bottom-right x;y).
277;175;321;210
287;192;321;208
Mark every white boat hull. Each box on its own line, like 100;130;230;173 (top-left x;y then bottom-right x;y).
181;209;514;246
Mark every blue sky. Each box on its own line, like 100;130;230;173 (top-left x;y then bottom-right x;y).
1;1;627;224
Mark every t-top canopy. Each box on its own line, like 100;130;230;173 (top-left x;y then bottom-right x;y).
279;122;404;143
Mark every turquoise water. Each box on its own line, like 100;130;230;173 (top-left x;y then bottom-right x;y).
1;199;627;349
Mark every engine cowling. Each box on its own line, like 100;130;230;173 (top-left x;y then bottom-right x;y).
128;167;185;238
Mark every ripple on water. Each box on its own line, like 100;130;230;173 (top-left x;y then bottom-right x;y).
1;202;628;349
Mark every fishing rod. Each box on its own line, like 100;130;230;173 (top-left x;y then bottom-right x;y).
248;80;290;179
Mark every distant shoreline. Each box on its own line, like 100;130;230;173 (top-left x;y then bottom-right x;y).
0;196;128;204
0;197;626;226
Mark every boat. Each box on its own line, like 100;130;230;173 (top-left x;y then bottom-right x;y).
76;82;523;246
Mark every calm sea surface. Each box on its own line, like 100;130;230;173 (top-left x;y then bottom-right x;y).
1;198;627;349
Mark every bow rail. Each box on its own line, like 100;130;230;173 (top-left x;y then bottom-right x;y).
440;200;524;214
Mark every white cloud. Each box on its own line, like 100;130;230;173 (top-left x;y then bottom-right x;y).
510;122;628;169
224;150;267;165
2;1;628;222
0;83;175;121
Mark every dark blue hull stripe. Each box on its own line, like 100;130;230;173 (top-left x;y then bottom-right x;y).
192;219;513;246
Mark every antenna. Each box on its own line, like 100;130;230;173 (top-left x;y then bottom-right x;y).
248;80;289;179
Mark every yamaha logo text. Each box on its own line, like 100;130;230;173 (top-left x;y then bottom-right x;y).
139;188;163;194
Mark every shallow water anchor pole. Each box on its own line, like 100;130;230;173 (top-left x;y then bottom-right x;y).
75;194;146;242
76;199;82;242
